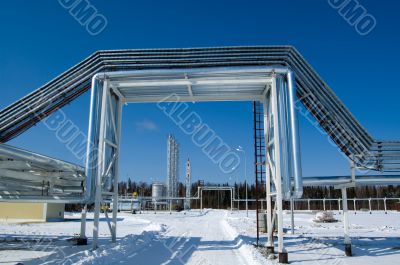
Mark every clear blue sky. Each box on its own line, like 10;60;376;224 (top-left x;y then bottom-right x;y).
0;0;399;184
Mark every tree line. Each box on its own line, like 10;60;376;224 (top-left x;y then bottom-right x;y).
116;178;400;211
66;179;400;211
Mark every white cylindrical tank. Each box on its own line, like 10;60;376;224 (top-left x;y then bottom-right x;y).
152;182;164;202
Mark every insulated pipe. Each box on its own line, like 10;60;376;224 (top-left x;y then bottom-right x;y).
0;61;104;133
0;189;83;196
263;94;274;251
0;52;100;119
277;76;292;200
0;169;83;185
301;175;400;186
287;71;303;198
111;99;123;243
271;75;287;258
2;47;398;172
290;198;295;234
0;197;86;203
271;72;302;200
92;79;110;250
289;49;374;147
0;47;377;159
103;66;291;78
0;143;83;173
289;51;373;147
84;75;101;203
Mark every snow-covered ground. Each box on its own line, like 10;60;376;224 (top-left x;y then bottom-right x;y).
0;210;399;264
228;210;400;265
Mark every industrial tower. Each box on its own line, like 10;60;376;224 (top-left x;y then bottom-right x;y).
166;134;179;199
185;158;191;210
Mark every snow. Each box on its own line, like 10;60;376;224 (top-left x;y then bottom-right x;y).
0;210;399;264
228;210;400;265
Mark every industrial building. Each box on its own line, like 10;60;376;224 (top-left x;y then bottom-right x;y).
0;202;64;222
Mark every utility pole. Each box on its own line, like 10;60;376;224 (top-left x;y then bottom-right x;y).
236;146;248;217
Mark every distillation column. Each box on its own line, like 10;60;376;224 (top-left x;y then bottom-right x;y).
185;158;191;210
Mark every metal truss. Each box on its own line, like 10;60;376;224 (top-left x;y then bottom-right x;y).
82;76;123;249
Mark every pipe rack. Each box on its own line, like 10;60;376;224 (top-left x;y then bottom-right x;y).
0;46;398;172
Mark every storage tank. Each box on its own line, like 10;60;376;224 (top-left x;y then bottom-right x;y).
152;182;164;202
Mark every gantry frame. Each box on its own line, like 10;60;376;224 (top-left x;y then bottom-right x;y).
81;66;302;255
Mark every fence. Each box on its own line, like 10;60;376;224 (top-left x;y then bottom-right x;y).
290;197;400;213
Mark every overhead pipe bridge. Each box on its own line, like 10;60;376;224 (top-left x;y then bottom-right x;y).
0;46;399;172
0;46;399;256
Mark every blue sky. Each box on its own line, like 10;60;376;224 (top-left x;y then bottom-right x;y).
0;0;399;184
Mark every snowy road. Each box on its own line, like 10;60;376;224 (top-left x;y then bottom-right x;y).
0;210;264;265
154;210;259;265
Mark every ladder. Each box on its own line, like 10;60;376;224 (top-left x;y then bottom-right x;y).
253;101;266;245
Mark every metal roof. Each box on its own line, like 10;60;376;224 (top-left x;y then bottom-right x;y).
0;143;85;202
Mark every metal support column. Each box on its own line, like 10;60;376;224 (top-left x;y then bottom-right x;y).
253;101;261;245
200;189;203;213
341;187;352;256
368;198;372;214
262;71;301;263
90;78;123;250
384;197;387;214
290;198;295;235
92;79;110;250
231;188;233;213
270;75;287;263
262;96;274;255
111;100;123;243
78;204;88;245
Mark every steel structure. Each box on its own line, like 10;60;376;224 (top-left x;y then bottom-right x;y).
0;46;399;259
1;47;399;172
78;66;302;254
198;186;234;213
166;134;179;199
0;143;85;202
